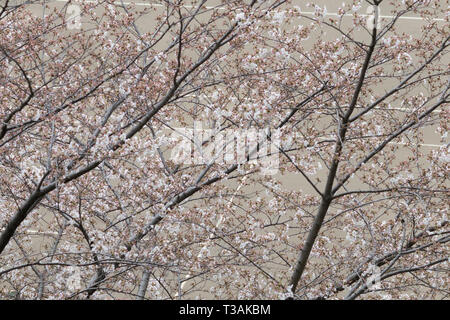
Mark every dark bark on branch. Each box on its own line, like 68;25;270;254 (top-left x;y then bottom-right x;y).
287;15;379;294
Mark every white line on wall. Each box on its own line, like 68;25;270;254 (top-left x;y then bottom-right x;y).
49;0;446;22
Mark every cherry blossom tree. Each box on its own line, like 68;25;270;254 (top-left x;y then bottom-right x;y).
0;0;448;300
